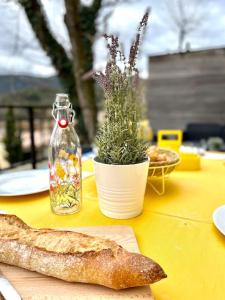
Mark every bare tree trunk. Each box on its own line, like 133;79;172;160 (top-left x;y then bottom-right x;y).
166;0;204;54
18;0;74;99
18;0;89;144
64;0;98;144
178;28;185;52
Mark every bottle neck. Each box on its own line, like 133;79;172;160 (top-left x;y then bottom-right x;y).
54;93;70;121
56;108;70;121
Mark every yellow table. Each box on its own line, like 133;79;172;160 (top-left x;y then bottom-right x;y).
0;158;225;300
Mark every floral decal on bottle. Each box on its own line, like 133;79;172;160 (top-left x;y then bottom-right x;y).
49;148;81;212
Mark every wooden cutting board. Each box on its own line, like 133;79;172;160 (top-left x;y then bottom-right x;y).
0;226;153;300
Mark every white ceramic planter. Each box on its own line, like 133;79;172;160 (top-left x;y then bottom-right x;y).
94;158;150;219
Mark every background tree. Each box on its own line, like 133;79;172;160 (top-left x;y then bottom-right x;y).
165;0;205;52
4;107;23;165
17;0;128;145
17;0;102;145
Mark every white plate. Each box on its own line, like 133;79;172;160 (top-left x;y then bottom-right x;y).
213;205;225;235
0;170;49;196
0;170;94;197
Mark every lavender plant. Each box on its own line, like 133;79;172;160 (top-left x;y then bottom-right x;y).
94;10;150;165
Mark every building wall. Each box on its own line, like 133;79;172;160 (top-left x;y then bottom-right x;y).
146;48;225;131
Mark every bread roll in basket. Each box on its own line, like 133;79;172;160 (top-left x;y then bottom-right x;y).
147;146;180;177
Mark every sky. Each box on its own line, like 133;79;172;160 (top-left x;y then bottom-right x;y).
0;0;224;78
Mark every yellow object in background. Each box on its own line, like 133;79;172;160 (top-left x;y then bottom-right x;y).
176;152;201;171
139;119;153;141
157;129;201;171
157;129;183;152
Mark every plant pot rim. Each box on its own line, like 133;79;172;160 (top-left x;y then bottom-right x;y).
93;157;149;167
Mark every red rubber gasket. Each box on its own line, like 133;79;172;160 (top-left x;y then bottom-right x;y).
58;118;68;128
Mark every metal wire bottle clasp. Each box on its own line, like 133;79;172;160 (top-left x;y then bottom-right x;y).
52;103;75;128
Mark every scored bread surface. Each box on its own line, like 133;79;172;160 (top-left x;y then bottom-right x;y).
0;214;166;289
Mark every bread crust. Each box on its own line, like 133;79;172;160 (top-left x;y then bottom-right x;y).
0;214;166;289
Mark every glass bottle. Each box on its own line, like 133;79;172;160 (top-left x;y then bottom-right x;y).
48;93;82;215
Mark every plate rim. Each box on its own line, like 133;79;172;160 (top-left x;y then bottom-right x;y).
0;170;49;197
212;204;225;236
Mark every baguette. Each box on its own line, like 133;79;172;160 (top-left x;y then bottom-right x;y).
0;214;166;289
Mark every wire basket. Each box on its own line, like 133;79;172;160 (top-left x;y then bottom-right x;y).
147;149;180;195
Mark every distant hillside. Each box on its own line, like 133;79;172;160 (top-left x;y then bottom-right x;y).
0;75;61;94
0;75;63;107
0;74;105;109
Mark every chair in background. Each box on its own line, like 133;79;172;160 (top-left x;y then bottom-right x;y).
183;123;224;142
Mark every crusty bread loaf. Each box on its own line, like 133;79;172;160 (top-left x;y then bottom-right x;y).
0;214;166;289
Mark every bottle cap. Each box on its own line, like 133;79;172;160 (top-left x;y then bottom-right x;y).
55;94;70;107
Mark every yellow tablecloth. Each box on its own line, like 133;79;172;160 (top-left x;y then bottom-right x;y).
0;158;225;300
